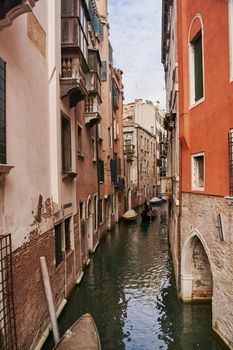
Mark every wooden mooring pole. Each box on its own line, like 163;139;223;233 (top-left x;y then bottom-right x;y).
40;256;60;345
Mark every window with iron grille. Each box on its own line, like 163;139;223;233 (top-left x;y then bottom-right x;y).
229;130;233;196
0;58;6;164
61;114;71;172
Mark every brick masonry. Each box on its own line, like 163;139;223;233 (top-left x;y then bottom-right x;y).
181;192;233;348
12;220;79;349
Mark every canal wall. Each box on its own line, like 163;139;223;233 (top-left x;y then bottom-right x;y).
180;192;233;349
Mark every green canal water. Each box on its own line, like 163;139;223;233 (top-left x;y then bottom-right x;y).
43;204;226;350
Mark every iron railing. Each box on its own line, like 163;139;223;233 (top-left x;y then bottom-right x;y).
0;234;17;350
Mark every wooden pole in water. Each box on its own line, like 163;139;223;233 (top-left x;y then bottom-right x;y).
40;256;60;344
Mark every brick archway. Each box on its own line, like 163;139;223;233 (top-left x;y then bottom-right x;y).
180;230;213;302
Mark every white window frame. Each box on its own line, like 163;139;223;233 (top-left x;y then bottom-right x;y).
188;14;205;108
229;0;233;81
192;152;205;191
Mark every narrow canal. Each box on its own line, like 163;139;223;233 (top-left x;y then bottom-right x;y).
43;204;226;350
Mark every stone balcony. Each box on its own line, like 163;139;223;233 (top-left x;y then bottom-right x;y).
60;55;87;107
0;0;38;30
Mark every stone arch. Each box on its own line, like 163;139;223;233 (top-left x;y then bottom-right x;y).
180;230;213;302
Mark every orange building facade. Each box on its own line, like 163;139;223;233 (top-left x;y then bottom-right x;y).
177;1;233;348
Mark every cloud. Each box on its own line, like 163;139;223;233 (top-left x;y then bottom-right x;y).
108;0;166;109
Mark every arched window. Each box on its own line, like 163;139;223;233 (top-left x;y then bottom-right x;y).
188;15;204;106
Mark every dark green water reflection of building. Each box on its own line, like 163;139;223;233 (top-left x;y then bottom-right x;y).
43;205;226;350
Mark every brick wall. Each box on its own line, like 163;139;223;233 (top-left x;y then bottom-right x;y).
181;192;233;348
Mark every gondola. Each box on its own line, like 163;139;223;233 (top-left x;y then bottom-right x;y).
140;209;156;222
53;313;101;350
122;209;137;221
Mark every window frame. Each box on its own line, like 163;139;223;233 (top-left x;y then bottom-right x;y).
191;152;205;191
61;113;72;173
188;15;205;108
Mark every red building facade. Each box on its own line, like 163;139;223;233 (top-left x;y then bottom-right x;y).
176;1;233;348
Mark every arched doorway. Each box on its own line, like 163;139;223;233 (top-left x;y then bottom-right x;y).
180;231;213;302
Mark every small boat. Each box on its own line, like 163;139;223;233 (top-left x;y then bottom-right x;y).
122;209;137;221
150;196;163;206
140;209;156;222
53;313;101;350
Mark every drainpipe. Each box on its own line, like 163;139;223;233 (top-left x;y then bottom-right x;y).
96;124;100;241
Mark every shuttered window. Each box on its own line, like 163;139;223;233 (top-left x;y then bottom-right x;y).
55;223;63;266
61;114;71;172
98;159;104;183
0;58;6;164
193;33;203;101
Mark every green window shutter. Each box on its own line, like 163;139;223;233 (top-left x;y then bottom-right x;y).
64;217;71;252
98;159;104;183
194;34;203;101
110;159;117;184
0;58;6;164
55;224;63;266
112;81;119;110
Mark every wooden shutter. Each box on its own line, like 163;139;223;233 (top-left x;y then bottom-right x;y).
0;58;6;164
110;158;117;184
98;159;104;183
64;217;71;252
194;34;203;101
55;223;63;266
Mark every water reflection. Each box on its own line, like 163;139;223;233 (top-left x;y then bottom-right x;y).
43;204;226;350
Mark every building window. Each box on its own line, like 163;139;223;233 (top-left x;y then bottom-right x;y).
229;0;233;81
189;31;204;104
98;159;104;183
94;195;97;231
0;58;6;164
98;198;103;225
192;153;204;190
77;124;83;156
64;217;71;252
228;129;233;196
55;223;63;266
92;137;96;161
61;0;88;61
61;114;71;172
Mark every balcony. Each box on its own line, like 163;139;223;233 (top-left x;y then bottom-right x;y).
0;0;38;30
161;176;172;199
159;147;167;158
124;144;135;162
84;97;101;126
60;55;87;107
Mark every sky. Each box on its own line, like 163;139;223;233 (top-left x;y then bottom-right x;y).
108;0;166;110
